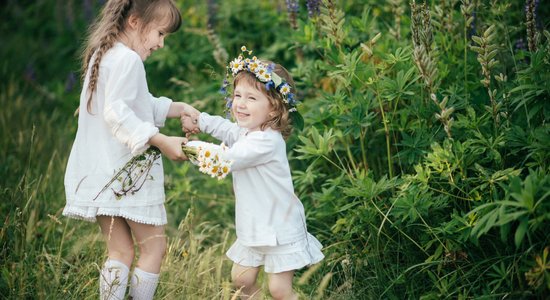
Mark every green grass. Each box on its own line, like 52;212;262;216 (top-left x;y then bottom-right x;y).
0;80;333;299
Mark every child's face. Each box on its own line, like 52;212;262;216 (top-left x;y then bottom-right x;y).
232;81;273;132
128;17;169;61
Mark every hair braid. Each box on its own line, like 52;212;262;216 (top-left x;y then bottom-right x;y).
81;0;132;113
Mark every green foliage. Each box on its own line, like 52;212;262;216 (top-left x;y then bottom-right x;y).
2;0;549;298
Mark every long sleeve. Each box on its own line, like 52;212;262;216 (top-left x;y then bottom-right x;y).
224;133;277;171
149;94;172;127
103;54;159;156
199;112;244;146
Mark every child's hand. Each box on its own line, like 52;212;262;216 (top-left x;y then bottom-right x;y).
149;134;188;161
180;112;200;135
181;102;200;118
167;102;200;119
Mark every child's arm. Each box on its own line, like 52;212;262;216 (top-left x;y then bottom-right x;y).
166;101;200;119
148;133;188;161
104;60;162;156
149;95;199;126
198;113;244;146
103;55;187;157
223;133;276;171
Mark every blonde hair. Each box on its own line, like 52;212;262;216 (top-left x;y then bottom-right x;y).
233;62;295;139
81;0;181;113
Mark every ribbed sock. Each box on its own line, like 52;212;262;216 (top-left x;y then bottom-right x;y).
129;268;160;300
99;259;129;300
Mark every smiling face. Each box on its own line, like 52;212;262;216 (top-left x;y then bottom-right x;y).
231;80;273;132
136;20;168;60
124;17;170;61
122;1;181;61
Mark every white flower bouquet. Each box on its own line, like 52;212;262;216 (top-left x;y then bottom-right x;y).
184;141;233;180
94;141;232;200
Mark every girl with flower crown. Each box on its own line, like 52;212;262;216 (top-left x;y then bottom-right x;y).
181;47;324;300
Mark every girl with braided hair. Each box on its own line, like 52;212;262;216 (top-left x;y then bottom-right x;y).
63;1;198;299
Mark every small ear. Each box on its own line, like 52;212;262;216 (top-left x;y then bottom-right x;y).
127;14;140;30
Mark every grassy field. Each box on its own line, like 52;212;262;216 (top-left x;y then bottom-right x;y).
2;0;550;299
0;78;329;299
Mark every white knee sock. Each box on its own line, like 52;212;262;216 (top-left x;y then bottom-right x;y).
129;268;160;300
100;259;129;300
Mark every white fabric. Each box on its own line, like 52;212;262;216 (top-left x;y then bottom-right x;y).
63;42;172;225
226;233;324;273
129;268;160;300
199;113;323;248
63;203;167;226
100;259;129;300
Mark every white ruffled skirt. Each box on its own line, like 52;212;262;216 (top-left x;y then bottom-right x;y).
62;203;167;225
226;233;324;273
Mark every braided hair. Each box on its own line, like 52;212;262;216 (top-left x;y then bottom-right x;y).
81;0;181;113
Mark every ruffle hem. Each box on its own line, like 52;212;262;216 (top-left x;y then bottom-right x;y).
62;204;167;226
226;233;324;273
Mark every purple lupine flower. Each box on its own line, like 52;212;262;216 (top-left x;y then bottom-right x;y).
285;0;299;29
306;0;321;18
65;1;75;29
524;0;539;24
534;0;541;30
286;0;299;14
84;0;93;23
65;72;77;92
24;63;36;82
514;38;527;52
207;0;218;28
468;10;477;39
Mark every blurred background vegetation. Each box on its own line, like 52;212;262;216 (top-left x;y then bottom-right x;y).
1;0;549;299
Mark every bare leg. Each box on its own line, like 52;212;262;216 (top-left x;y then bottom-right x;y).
97;216;134;300
126;220;166;273
267;270;297;300
231;263;261;299
126;220;166;300
97;216;135;267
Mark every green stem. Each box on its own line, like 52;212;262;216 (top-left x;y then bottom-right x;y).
359;128;368;169
374;84;393;178
464;25;468;103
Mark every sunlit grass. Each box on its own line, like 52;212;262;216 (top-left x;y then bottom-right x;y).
0;80;332;299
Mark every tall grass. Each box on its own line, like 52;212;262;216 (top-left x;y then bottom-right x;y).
0;81;329;299
2;0;548;298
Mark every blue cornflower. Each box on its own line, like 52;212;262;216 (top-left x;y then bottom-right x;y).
265;81;275;91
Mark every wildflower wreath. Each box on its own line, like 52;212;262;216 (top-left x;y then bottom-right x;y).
220;46;304;130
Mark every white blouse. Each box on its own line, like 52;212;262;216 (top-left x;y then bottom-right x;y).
199;113;310;246
64;43;171;208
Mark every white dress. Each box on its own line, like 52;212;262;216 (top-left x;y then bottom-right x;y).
199;113;324;273
63;43;172;225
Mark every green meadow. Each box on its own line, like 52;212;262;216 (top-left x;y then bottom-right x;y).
1;1;549;299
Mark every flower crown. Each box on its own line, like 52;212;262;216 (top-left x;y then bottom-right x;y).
220;46;299;114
